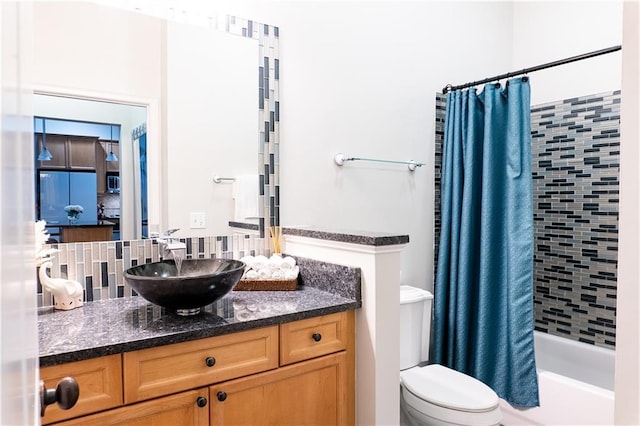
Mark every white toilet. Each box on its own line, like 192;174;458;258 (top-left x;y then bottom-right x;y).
399;286;502;426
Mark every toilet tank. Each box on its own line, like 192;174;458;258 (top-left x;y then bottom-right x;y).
400;285;433;370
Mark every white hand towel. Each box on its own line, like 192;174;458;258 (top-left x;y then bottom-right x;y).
232;175;259;220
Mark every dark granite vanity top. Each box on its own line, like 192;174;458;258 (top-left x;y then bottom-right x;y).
39;256;362;367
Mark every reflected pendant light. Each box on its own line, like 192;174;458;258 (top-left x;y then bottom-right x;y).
37;117;53;161
105;124;118;162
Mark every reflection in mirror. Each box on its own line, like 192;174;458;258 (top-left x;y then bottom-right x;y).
34;94;146;242
33;2;280;244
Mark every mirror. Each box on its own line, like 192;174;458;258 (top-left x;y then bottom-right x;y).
34;96;146;242
32;1;280;241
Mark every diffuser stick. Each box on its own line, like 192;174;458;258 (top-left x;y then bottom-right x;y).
270;226;282;254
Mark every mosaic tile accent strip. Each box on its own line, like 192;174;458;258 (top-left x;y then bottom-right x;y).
226;15;280;240
433;90;619;350
37;234;268;308
433;94;446;276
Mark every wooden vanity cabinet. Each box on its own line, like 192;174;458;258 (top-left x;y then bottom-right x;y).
210;352;350;425
55;388;210;426
42;311;355;426
211;310;355;425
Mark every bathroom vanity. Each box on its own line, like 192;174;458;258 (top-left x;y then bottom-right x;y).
39;287;358;425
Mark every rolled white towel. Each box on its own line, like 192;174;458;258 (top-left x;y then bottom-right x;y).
240;255;255;269
271;270;284;279
284;266;299;280
252;255;269;271
244;270;259;280
257;268;272;279
268;255;283;270
281;256;296;270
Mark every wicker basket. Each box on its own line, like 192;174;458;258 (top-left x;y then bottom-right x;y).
235;278;299;291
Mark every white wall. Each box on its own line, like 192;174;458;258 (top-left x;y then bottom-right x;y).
32;2;162;99
220;1;515;294
512;2;622;105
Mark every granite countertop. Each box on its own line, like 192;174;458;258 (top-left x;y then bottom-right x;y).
283;226;410;246
39;287;359;367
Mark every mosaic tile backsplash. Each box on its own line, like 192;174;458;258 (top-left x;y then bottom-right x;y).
434;90;619;349
37;234;268;307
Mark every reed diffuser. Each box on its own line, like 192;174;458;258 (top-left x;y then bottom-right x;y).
270;226;282;255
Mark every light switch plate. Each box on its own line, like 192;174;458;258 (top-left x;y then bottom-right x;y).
190;212;206;229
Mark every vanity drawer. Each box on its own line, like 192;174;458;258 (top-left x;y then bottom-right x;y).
280;311;354;366
41;354;123;424
55;388;209;426
123;326;279;403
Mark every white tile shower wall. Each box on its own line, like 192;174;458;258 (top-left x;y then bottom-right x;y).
37;235;267;307
434;90;619;349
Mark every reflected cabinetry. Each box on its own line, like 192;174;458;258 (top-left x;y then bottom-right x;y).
41;311;355;425
37;135;99;170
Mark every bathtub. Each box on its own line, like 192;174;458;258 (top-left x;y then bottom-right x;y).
500;331;615;425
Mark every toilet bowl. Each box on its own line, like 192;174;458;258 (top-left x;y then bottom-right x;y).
400;364;501;426
399;286;502;426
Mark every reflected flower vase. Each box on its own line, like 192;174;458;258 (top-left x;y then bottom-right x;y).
67;213;81;224
64;204;84;225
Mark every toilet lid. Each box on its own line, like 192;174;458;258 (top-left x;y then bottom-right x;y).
400;364;499;412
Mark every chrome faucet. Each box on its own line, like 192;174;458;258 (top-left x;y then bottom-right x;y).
151;228;187;259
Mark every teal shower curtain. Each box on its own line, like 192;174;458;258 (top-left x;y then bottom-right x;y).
433;77;539;407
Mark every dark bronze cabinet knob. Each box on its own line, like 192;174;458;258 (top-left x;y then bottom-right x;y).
205;356;216;367
312;333;322;342
217;391;227;402
196;396;208;407
40;377;79;417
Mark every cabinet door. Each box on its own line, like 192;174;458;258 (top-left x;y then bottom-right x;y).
41;355;123;425
103;141;120;172
38;134;67;169
96;142;107;193
68;136;98;169
210;352;353;426
56;388;209;426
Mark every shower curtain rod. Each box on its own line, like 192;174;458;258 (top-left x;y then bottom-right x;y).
442;45;622;94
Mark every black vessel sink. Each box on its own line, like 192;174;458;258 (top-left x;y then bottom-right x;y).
123;258;245;316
